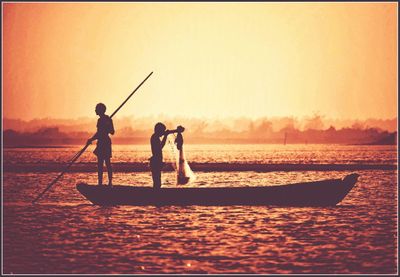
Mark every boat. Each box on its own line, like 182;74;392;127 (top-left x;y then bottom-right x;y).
76;173;359;206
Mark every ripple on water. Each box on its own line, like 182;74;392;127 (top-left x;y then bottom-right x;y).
2;145;398;274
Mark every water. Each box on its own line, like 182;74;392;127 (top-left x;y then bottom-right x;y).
4;144;398;164
3;144;398;274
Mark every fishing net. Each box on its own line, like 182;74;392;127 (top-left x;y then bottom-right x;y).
167;135;196;185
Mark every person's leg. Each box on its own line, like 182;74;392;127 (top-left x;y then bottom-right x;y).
151;168;156;188
105;158;113;186
151;167;161;189
97;158;104;185
155;168;161;188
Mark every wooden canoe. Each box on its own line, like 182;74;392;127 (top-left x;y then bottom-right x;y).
76;173;359;206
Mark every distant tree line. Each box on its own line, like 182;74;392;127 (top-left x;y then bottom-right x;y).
3;125;397;147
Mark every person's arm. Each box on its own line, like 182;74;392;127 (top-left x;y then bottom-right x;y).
87;119;100;145
87;132;98;145
160;130;173;148
109;118;115;135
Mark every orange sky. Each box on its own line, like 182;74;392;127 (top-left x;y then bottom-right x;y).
3;2;398;121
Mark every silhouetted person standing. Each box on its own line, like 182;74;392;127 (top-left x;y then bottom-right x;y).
150;122;173;189
87;103;115;186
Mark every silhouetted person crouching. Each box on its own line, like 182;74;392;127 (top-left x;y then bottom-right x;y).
87;103;115;186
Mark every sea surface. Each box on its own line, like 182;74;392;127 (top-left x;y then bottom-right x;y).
2;144;398;274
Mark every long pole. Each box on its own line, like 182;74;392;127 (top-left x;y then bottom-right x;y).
32;71;153;204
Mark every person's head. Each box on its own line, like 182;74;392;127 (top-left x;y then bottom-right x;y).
154;122;166;137
177;125;185;133
95;103;106;115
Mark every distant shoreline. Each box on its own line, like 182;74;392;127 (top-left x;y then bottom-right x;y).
3;142;397;148
3;162;397;173
3;145;70;149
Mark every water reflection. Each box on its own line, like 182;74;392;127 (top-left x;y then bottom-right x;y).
2;147;398;274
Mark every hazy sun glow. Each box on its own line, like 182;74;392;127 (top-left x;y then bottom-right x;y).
3;2;398;120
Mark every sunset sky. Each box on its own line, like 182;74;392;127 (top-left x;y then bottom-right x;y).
3;2;398;121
